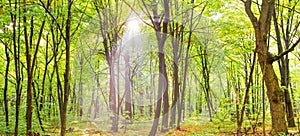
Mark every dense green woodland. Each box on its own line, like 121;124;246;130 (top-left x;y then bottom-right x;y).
0;0;300;135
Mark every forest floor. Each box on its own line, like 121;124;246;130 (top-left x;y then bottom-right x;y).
55;115;300;136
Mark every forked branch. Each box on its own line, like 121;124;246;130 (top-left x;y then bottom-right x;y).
272;37;300;62
244;0;259;28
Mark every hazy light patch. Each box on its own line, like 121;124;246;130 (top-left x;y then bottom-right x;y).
125;15;141;37
121;13;142;48
127;19;140;32
5;23;14;30
0;42;4;51
40;39;46;47
211;12;222;21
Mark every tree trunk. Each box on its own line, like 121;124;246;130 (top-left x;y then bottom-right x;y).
109;55;118;132
201;45;212;122
170;22;183;127
60;1;72;135
149;56;154;117
125;53;132;119
161;61;169;132
32;83;45;131
170;47;179;127
244;0;288;134
273;7;296;127
262;80;266;136
236;87;240;135
177;32;191;129
94;95;100;119
4;39;10;128
10;1;22;134
148;0;169;135
24;6;33;136
149;50;165;136
40;34;51;112
261;61;287;134
78;61;83;117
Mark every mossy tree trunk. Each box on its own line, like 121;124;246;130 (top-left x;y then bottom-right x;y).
243;0;288;134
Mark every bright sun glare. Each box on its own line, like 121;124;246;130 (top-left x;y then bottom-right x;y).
127;18;140;32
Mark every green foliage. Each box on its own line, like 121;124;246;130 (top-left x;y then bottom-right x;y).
0;0;299;135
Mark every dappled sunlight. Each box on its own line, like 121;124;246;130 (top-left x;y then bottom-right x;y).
1;0;300;135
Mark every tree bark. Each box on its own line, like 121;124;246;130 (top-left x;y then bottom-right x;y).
93;1;123;131
149;46;166;136
161;0;170;132
4;36;10;128
60;1;72;135
125;53;132;119
273;5;296;127
148;0;170;135
25;19;33;136
170;22;183;127
161;60;169;132
244;0;288;134
9;0;22;134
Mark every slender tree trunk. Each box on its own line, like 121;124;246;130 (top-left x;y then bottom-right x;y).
24;13;33;136
177;30;191;129
149;0;169;135
198;86;202;113
149;56;154;117
237;52;256;135
170;22;182;127
32;83;45;131
60;1;72;135
177;0;200;128
40;34;51;112
149;45;166;136
273;9;296;127
94;95;100;119
88;88;96;116
125;53;132;119
10;0;22;134
236;87;240;135
201;45;212;122
170;47;179;127
4;39;10;128
188;77;192;117
161;60;169;132
78;61;83;117
161;0;170;132
109;55;118;132
262;78;266;136
23;1;46;133
94;1;121;131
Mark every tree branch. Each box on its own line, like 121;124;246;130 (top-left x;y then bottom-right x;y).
123;0;155;29
38;0;66;40
272;37;300;62
244;0;259;28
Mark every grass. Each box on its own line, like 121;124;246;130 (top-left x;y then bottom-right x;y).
166;116;236;136
27;114;300;136
166;116;300;136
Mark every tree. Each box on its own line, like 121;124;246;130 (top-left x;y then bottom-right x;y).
138;0;170;134
22;1;47;134
93;0;127;132
1;25;11;130
272;0;300;127
39;0;74;135
169;5;184;127
242;0;299;134
7;1;23;135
